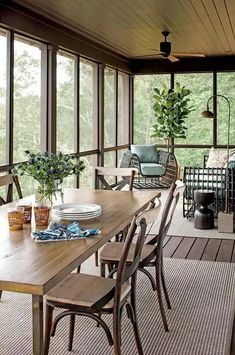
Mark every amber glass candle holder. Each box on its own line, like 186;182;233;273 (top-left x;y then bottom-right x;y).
8;207;24;230
18;204;32;224
34;205;51;226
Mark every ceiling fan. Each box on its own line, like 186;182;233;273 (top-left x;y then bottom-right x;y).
134;31;205;62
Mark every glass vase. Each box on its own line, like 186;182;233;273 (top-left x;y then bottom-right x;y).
35;180;64;206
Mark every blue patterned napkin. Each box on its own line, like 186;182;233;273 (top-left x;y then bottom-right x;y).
32;222;101;242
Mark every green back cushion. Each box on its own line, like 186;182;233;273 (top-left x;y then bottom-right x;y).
227;153;235;169
131;144;158;163
228;161;235;169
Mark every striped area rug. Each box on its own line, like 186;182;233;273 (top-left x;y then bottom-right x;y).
0;258;235;355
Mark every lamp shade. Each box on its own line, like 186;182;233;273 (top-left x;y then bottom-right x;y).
201;110;214;118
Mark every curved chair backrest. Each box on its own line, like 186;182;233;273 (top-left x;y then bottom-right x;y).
158;181;185;247
145;181;185;248
94;167;137;191
114;203;161;310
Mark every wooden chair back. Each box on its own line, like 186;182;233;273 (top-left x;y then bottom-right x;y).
166;180;185;234
94;167;137;191
156;181;185;248
114;204;161;309
0;174;23;205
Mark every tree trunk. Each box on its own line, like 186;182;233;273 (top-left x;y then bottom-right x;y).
169;137;174;153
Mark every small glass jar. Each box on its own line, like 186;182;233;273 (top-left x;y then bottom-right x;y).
34;204;51;226
17;204;32;224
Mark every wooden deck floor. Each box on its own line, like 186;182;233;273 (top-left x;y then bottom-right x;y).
163;235;235;355
163;236;235;263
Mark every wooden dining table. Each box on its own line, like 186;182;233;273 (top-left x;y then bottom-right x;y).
0;188;160;355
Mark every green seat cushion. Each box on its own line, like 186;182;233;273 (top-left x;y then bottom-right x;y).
140;163;165;176
131;144;158;163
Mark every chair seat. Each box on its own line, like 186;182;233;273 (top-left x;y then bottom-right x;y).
100;242;156;264
140;163;165;176
46;273;131;310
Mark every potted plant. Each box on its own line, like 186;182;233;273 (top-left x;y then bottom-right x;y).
151;82;194;152
16;151;85;205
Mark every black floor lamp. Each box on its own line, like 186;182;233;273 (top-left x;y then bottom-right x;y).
201;94;234;233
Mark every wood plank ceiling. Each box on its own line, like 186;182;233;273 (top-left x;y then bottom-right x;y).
12;0;235;59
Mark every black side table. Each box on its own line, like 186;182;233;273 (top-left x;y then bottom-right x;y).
194;190;214;229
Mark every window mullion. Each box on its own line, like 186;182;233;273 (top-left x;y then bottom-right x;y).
6;30;14;169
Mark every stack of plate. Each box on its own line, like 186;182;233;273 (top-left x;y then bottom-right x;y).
52;203;102;220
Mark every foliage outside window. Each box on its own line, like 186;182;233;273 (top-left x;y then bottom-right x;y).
134;74;170;144
79;155;98;188
174;148;211;174
57;51;76;154
118;72;129;145
174;73;213;145
13;36;41;163
104;67;116;148
80;58;98;152
217;72;235;145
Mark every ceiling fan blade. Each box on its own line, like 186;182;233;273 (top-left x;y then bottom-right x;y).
150;49;163;53
172;52;205;57
132;53;163;59
168;55;179;62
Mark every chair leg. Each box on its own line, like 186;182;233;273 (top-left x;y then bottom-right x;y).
68;314;75;351
76;265;81;273
129;274;143;355
113;309;122;355
44;304;54;355
108;263;114;275
156;259;169;332
100;262;106;277
0;290;2;300
126;303;143;355
95;251;99;266
161;263;171;310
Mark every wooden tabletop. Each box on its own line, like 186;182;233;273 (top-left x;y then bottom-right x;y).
0;188;160;296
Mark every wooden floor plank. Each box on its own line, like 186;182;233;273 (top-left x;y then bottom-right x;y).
172;237;196;259
187;238;209;260
163;236;171;246
201;239;222;261
163;236;183;257
216;240;234;262
145;235;170;245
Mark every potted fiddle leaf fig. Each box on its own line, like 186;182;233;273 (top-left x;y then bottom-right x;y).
151;82;194;152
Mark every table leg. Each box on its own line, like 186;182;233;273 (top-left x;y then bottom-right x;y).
0;290;2;300
32;295;44;355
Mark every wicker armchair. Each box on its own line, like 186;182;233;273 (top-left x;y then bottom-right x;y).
120;145;177;189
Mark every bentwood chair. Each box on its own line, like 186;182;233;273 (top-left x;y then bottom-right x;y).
43;205;160;355
93;167;137;267
0;174;23;205
100;181;185;332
